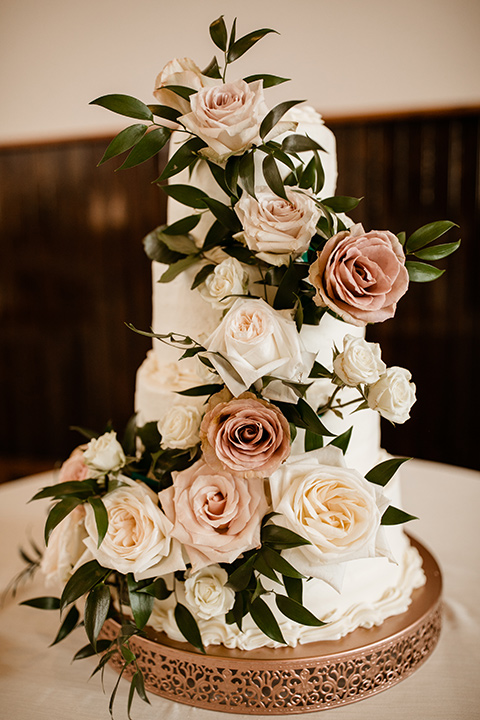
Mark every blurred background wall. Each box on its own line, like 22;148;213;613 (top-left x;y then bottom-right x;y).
1;0;479;479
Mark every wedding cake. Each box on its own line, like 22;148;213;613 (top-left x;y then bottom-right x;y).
22;14;458;714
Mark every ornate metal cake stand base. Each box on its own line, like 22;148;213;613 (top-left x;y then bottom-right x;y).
102;537;442;714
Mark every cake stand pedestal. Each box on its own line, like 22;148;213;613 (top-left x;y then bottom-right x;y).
101;537;442;714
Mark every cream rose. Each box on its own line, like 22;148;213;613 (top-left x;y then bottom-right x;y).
153;57;213;116
333;335;386;386
58;446;90;483
159;459;269;571
179;79;268;160
40;505;87;585
200;390;290;478
158;404;202;450
184;565;235;620
203;297;315;396
268;447;389;588
234;186;321;266
198;257;249;309
83;477;185;580
309;223;409;326
83;431;126;474
367;366;416;423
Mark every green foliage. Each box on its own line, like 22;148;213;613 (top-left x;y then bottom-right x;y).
127;576;154;630
174;603;206;653
90;94;154;121
84;584;111;649
381;506;418;525
250;596;285;644
98;124;148;166
60;560;110;612
365;457;410;486
20;596;61;610
406;261;445;282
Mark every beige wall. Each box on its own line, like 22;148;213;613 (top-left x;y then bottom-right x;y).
1;0;479;143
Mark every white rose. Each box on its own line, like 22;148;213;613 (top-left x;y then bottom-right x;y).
234;187;321;266
333;335;386;386
158;404;202;449
184;565;235;620
40;505;87;585
83;477;185;580
268;446;389;589
153;57;214;116
367;366;416;423
203;297;315;396
198;257;248;309
83;431;126;474
180;79;268;160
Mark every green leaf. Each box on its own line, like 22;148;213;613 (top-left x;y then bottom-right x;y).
157;137;206;181
275;595;326;626
262;523;311;549
90;94;154;122
162;184;209;208
406;260;445;282
227;28;278;62
405;220;457;253
202;56;222;80
276;398;334;437
250;596;285;644
260;99;304;140
329;427;353;454
228;17;237;51
127;576;154;630
225;155;241;196
177;383;224;396
313;150;325;194
304;429;324;452
51;604;80;646
244;73;290;88
282;134;325;153
174;603;205;653
202;197;242;231
381;505;417;525
397;231;406;246
147;104;181;123
261;546;304;579
163;214;201;236
238;151;256;197
322;196;361;213
158;254;200;283
263;154;288;200
132;669;150;705
61;560;110;612
209;15;228;51
283;576;303;604
31;477;97;501
254;552;280;583
84;584;111;649
309;361;332;379
191;263;216;290
228;554;256;592
365;457;410;487
118;127;171;170
229;592;245;631
413;239;461;261
273;262;308;310
207;161;232;196
45;496;84;545
20;596;61;610
87;496;109;547
162;85;196;101
136;421;161;453
139;577;171;600
73;639;112;660
298;156;316;190
98;124;148;165
158;231;198;255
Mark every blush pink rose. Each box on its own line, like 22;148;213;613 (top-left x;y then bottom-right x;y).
159;459;269;571
200;390;291;478
309;223;409;326
58;446;90;483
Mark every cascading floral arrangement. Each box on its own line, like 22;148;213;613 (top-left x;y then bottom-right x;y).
14;15;460;718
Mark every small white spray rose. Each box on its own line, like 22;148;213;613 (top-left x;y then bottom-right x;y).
333;335;386;386
367;366;416;423
158;404;202;450
83;431;126;474
198;257;248;309
184;565;235;620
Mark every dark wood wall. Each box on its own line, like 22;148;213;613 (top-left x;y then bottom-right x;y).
0;108;478;479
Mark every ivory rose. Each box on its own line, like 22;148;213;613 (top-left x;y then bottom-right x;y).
309;223;409;326
367;366;416;423
159;459;269;571
268;447;389;589
180;79;268;160
200;390;290;477
184;565;235;620
83;477;185;579
83;431;126;474
333;335;386;386
158;404;202;450
203;297;315;397
198;257;249;309
234;186;321;266
58;446;90;483
153;57;213;115
40;505;87;585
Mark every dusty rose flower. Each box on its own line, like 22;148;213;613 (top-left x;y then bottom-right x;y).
180;79;268;160
309;223;409;326
153;57;213;116
58;446;90;483
200;390;290;478
159;459;269;571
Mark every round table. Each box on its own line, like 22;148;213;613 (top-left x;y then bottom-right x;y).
0;459;479;719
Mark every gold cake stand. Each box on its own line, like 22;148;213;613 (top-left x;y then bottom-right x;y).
101;537;442;714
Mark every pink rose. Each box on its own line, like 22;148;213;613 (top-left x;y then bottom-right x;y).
200;390;291;478
159;459;269;571
309;223;409;326
58;446;90;483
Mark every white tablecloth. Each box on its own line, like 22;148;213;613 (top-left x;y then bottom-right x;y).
1;459;479;719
